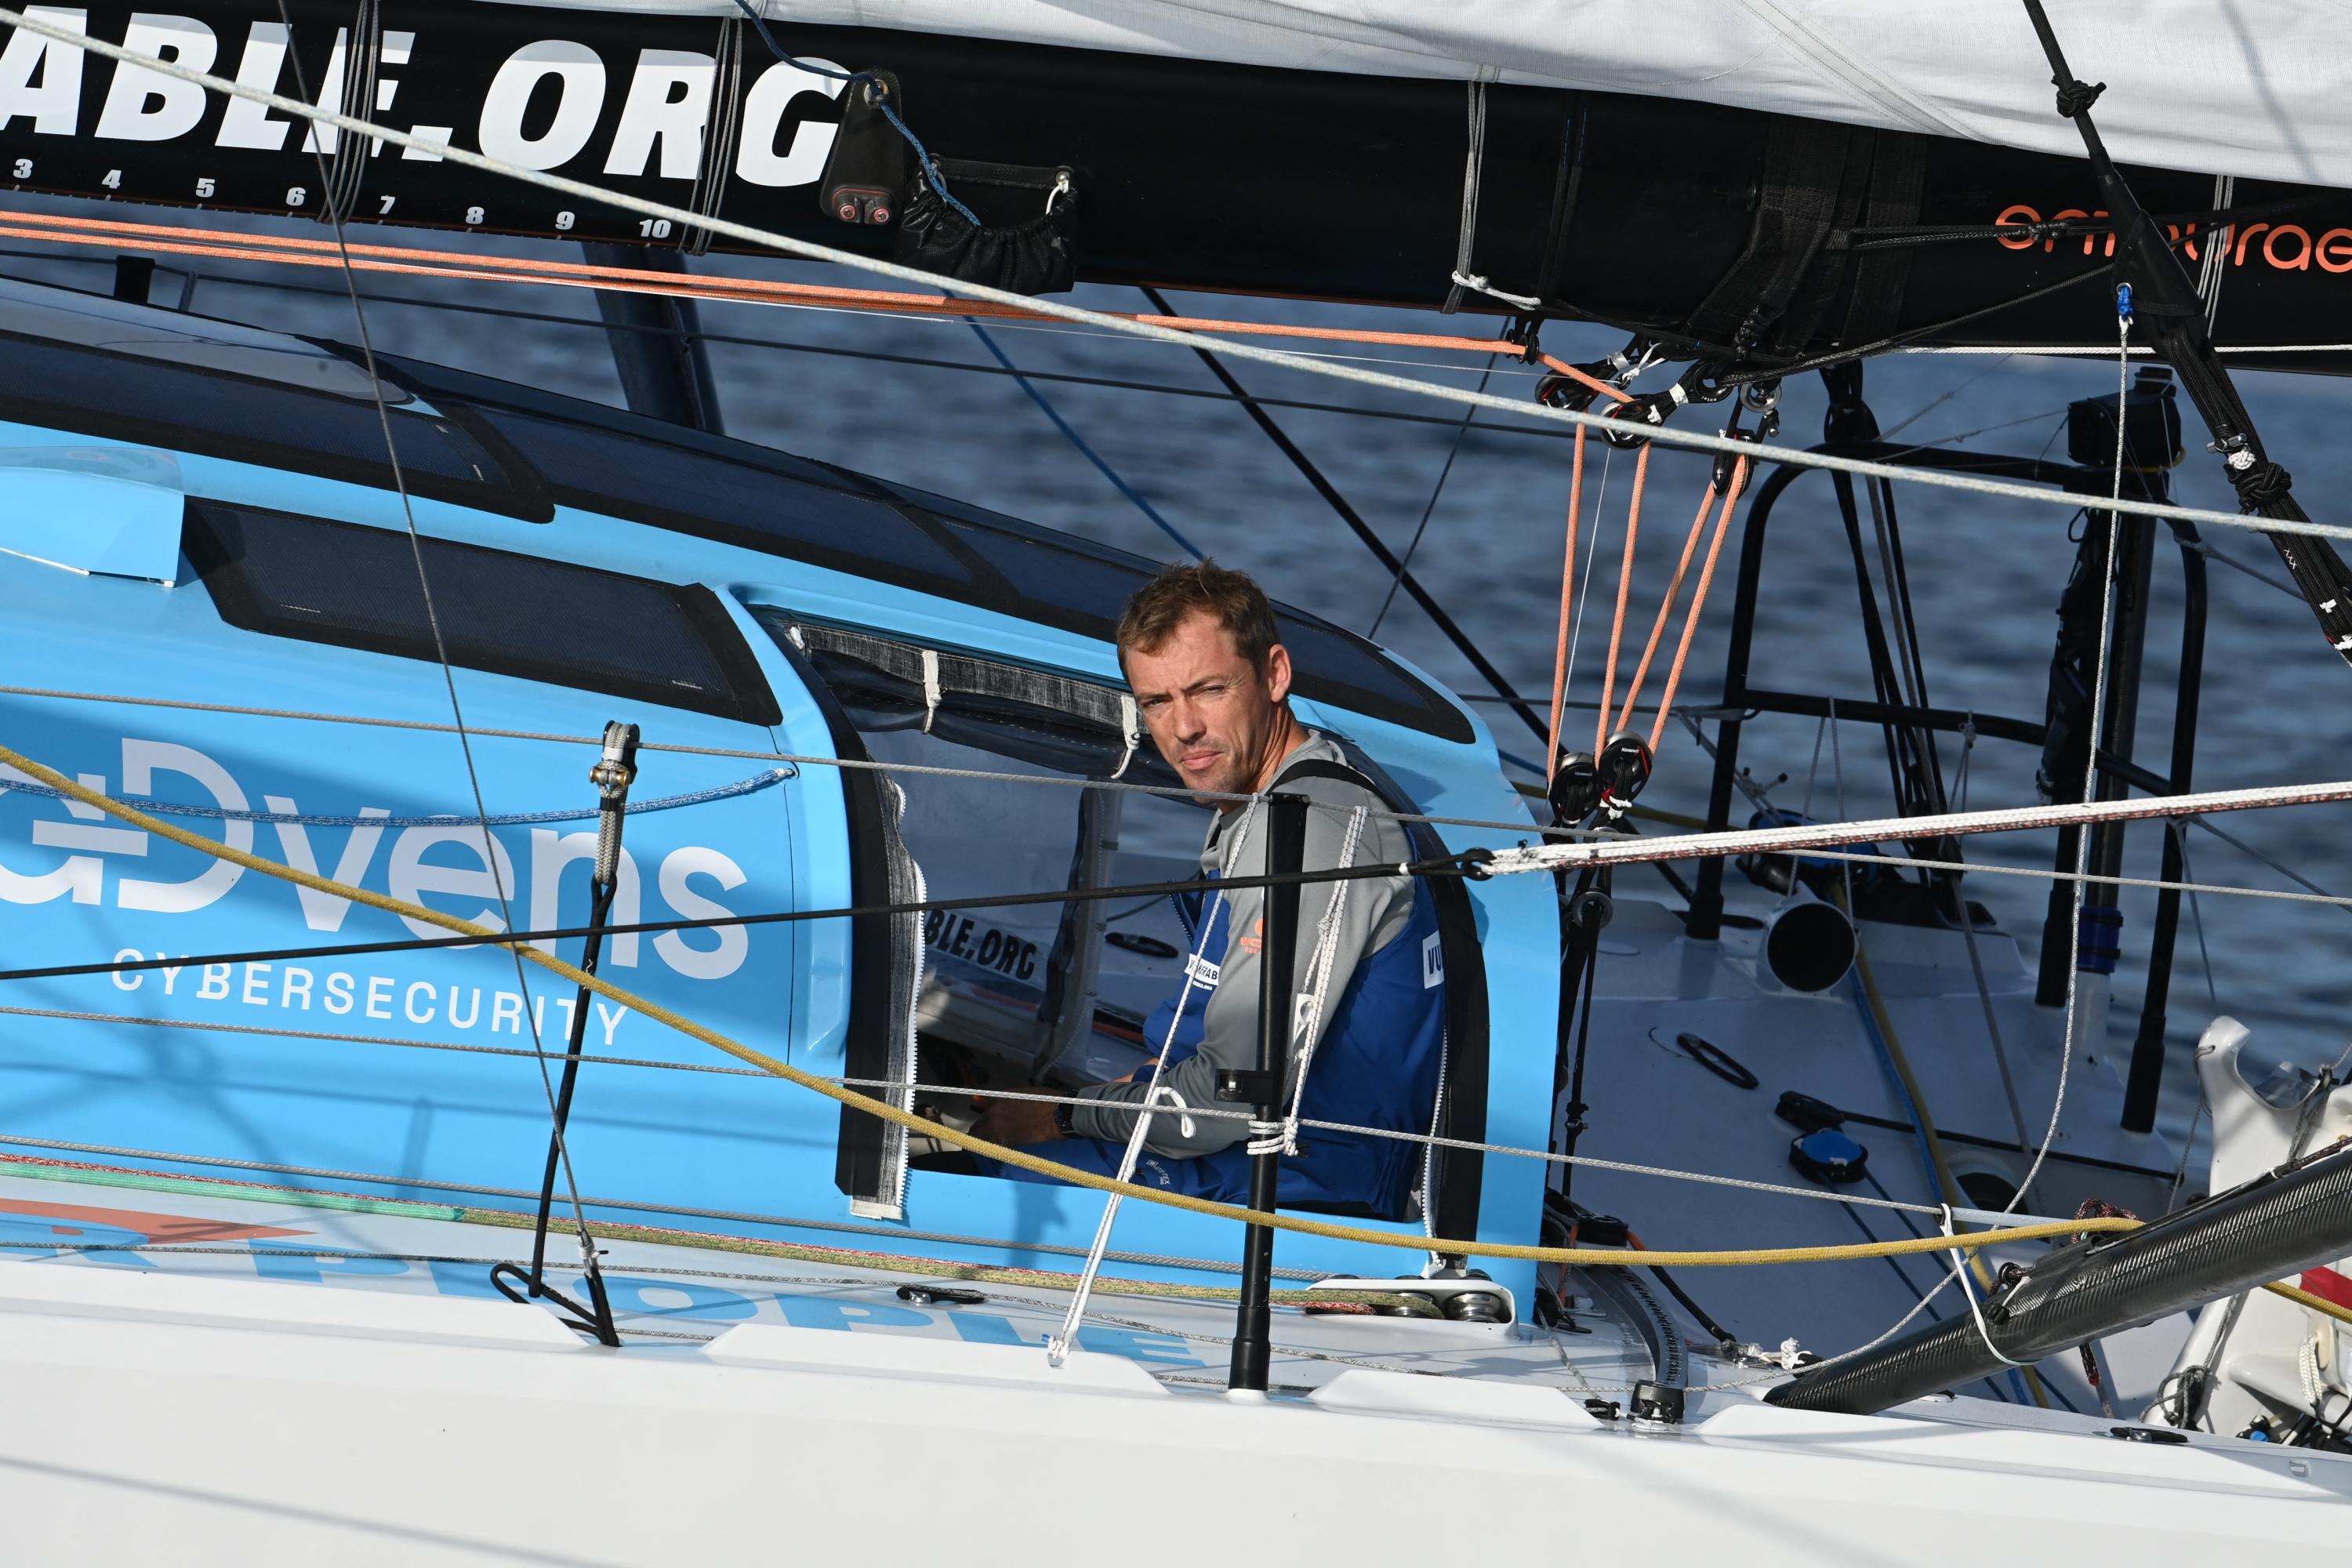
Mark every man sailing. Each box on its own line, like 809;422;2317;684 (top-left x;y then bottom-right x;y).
974;561;1448;1218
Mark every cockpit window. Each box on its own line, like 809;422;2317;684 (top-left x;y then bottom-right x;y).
188;502;781;726
0;292;524;517
361;359;1472;743
756;613;1208;1131
470;405;978;587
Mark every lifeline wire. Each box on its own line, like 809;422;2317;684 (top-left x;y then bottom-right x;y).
0;5;2340;548
13;772;2352;989
0;735;2156;1272
1051;806;1253;1364
0;1002;2115;1227
267;0;593;1298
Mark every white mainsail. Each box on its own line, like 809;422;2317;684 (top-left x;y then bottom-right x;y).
497;0;2352;188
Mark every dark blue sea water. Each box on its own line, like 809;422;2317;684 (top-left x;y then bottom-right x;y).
12;200;2351;1151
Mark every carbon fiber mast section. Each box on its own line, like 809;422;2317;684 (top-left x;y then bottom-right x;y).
1766;1140;2352;1415
2020;0;2352;665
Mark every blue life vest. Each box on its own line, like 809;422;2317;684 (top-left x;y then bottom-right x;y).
1000;873;1449;1218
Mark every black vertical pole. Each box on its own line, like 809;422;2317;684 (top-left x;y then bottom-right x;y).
515;720;638;1348
2122;529;2206;1133
1229;791;1307;1394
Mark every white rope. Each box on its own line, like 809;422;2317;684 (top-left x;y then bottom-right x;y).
1944;1204;2027;1368
1048;805;1254;1366
1896;342;2350;356
0;1000;2119;1225
4;5;2344;546
1249;805;1369;1156
1110;695;1140;780
14;674;2352;903
1451;270;1542;311
2011;303;2130;1214
1480;775;2352;877
917;648;941;735
2198;176;2237;334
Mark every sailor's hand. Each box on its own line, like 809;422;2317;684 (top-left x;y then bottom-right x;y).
971;1090;1062;1148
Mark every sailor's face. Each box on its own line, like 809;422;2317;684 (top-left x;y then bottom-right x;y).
1124;611;1293;801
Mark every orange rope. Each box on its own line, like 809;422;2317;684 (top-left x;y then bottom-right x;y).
1646;457;1753;753
1611;479;1721;735
1546;423;1588;767
0;205;1635;400
1593;441;1653;755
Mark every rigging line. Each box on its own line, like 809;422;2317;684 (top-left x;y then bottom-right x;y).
1719;263;2122;387
2187;811;2352;913
2014;302;2135;1215
1646;459;1751;753
0;201;1595;375
1611;474;1717;736
1545;424;1588;764
962;317;1202;560
0;13;2331;546
1135;284;1552;748
0;679;1610;840
267;0;590;1304
1898;343;2352;357
0;857;1476;986
1370;360;1494;637
2189;536;2300;600
1480;775;2352;877
0;735;2192;1269
2198;175;2236;334
1954;728;2034;1149
0;1002;1976;1220
2170;825;2222;1012
1875;354;2018;442
182;267;1569;415
1561;445;1617;733
1595;442;1655;754
1051;808;1250;1363
0;1133;1310;1278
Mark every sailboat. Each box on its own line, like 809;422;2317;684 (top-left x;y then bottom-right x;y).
0;0;2346;1557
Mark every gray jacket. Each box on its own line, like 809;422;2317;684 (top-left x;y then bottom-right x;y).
1069;732;1415;1156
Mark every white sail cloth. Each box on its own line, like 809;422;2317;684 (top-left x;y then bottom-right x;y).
492;0;2352;189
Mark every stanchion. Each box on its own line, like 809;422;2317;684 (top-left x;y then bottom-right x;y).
1225;790;1307;1393
491;720;637;1346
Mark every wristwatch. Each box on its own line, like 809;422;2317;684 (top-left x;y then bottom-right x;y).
1053;1097;1079;1139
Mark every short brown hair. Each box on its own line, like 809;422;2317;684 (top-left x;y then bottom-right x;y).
1116;559;1279;671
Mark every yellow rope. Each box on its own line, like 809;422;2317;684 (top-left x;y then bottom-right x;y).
2264;1279;2352;1329
0;740;2146;1269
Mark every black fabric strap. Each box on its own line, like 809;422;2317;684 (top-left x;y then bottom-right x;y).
1682;118;1855;356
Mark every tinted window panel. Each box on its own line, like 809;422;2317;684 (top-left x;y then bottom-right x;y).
0;334;506;495
189;503;780;726
476;407;977;586
394;366;1470;743
898;488;1468;742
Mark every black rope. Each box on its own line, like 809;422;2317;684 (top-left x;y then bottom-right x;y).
0;854;1480;987
132;267;1593;445
1138;285;1554;750
1721;263;2118;387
